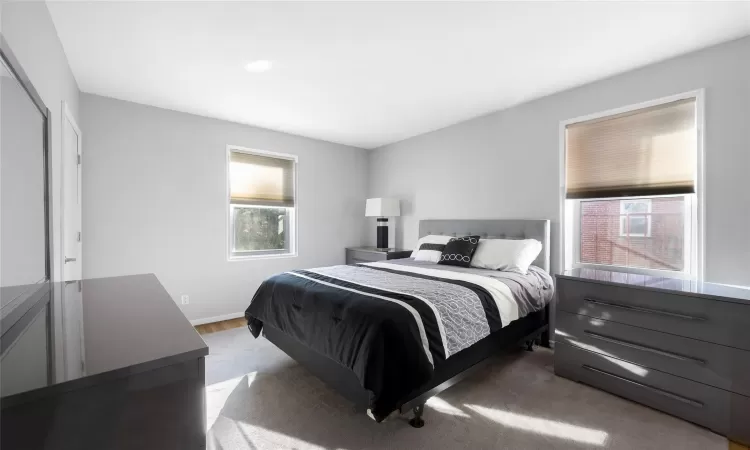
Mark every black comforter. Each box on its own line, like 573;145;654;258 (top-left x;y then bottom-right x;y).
245;264;504;421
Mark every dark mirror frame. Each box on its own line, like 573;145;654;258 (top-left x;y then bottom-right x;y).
0;33;53;333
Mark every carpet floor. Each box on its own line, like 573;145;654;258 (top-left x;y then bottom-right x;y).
203;326;726;450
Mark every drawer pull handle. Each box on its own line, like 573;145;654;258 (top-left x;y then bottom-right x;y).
581;365;704;408
584;298;706;321
584;330;707;365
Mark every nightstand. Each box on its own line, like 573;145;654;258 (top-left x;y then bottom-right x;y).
346;247;412;265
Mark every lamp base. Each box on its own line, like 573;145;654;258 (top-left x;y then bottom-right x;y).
376;218;389;250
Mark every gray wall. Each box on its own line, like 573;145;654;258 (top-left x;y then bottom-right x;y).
1;1;81;283
368;36;750;287
81;94;369;321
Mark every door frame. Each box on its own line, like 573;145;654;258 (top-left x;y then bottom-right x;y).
60;101;82;281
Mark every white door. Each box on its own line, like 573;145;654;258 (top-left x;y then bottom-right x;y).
62;102;82;281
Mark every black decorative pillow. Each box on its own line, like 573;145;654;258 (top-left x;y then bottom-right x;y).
438;235;481;267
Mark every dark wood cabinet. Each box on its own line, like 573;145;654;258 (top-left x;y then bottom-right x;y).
554;269;750;445
345;247;412;264
0;274;208;450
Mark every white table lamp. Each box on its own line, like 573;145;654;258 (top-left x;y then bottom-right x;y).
365;198;400;249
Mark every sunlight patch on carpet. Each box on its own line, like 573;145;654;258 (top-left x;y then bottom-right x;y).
237;422;328;450
464;404;609;446
426;396;470;418
206;372;257;430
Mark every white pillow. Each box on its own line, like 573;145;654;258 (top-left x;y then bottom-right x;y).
470;238;542;274
411;235;453;262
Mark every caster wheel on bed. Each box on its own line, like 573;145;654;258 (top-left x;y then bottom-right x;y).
409;404;425;428
525;340;535;352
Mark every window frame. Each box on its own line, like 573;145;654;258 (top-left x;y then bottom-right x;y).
226;145;298;261
560;90;705;279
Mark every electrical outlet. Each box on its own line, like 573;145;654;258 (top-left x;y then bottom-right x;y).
181;295;189;305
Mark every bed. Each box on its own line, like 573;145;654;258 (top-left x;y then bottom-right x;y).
245;219;553;427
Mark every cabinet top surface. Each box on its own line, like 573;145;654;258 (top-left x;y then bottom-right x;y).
558;268;750;304
0;274;208;401
347;247;409;253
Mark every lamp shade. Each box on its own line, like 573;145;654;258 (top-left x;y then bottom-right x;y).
365;198;400;217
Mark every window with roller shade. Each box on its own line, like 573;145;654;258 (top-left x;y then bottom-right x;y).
564;95;700;275
228;147;297;258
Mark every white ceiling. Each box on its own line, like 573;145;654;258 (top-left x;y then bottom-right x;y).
48;1;750;149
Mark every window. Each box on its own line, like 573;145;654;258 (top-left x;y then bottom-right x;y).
579;196;689;271
228;147;297;258
563;93;702;277
619;199;651;237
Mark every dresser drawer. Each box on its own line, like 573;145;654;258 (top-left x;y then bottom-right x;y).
346;249;385;265
556;278;750;351
555;342;734;436
556;311;750;397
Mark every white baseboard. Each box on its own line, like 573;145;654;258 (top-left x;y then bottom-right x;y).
190;312;244;326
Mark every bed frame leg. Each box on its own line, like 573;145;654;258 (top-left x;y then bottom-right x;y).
525;340;535;352
540;329;551;348
409;403;425;428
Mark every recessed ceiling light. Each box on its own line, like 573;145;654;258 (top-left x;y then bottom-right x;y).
244;60;272;73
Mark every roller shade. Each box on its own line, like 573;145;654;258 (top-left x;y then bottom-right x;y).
565;98;697;199
230;150;295;207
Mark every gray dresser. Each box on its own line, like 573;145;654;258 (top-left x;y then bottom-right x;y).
345;247;412;265
1;274;208;449
555;269;750;445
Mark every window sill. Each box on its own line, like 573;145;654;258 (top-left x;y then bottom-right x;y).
573;263;695;280
229;252;298;262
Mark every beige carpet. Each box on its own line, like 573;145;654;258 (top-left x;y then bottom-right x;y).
204;326;726;450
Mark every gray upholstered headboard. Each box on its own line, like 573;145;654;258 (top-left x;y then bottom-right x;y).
418;219;551;273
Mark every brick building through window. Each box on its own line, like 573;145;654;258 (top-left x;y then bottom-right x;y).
580;196;686;271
